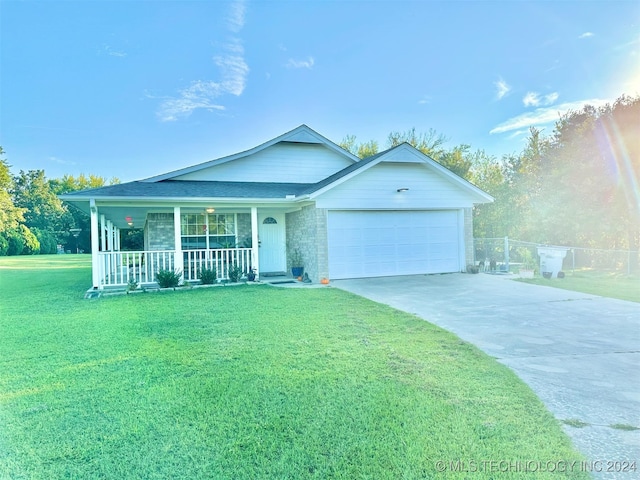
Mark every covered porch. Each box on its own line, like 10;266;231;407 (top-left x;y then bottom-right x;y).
87;202;273;289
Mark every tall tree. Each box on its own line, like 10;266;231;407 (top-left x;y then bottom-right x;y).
53;174;121;253
386;127;448;160
0;148;30;255
0;148;26;235
339;135;379;158
438;144;473;178
12;170;71;235
49;173;119;195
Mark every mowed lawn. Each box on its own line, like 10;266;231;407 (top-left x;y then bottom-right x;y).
518;270;640;303
0;256;588;479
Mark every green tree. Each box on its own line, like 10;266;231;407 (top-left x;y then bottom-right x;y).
49;173;119;195
52;174;119;253
12;170;71;235
468;151;512;238
438;144;473;178
0;148;26;237
386;127;448;160
339;135;379;158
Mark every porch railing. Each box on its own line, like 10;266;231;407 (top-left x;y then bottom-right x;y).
99;250;176;287
183;248;253;282
97;248;254;287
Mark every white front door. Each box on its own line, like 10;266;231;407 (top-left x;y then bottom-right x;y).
258;212;286;273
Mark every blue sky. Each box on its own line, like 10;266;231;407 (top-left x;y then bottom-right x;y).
1;0;638;182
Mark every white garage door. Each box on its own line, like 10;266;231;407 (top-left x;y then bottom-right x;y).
327;210;461;279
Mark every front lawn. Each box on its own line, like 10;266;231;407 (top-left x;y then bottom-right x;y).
517;270;640;303
0;256;588;479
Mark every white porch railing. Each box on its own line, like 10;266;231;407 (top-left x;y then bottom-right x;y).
99;250;176;287
183;248;253;282
97;248;254;287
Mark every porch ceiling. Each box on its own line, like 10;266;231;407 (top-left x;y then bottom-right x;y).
67;203;303;230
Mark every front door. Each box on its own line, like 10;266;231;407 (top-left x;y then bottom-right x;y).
258;212;286;273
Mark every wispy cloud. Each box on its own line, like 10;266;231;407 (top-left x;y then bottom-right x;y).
155;81;227;122
102;45;127;57
579;32;594;39
494;77;511;100
213;38;249;96
613;34;640;52
490;98;612;134
417;95;431;105
49;156;76;166
522;91;559;107
156;0;249;121
286;57;315;69
226;0;246;33
508;129;528;139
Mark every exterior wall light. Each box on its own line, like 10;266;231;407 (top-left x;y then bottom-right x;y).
205;207;215;213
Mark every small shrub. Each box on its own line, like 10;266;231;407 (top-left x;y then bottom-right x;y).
227;264;243;283
198;266;217;285
126;279;138;293
156;269;182;288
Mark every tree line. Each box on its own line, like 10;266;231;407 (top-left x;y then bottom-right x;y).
2;94;638;268
0;150;120;255
340;95;639;268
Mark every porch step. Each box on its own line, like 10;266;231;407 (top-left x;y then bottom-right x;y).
259;275;296;285
260;271;287;277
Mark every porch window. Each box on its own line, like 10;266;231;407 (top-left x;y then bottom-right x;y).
180;213;237;250
207;214;236;248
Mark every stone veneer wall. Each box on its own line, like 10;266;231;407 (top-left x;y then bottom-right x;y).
285;205;329;282
145;213;175;250
464;207;474;270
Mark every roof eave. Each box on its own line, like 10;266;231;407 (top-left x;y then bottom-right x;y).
60;195;308;204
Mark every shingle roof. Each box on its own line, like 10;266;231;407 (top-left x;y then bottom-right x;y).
59;145;405;201
61;180;315;199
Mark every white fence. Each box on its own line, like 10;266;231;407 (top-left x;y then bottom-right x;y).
98;248;254;287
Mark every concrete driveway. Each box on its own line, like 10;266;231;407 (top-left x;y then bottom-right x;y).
334;273;640;478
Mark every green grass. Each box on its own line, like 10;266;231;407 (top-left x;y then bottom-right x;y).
517;270;640;303
0;255;588;479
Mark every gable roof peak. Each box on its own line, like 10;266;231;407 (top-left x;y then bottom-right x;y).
142;124;360;183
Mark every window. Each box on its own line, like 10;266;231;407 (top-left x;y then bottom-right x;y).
262;217;277;224
181;214;206;250
208;214;236;248
181;213;237;250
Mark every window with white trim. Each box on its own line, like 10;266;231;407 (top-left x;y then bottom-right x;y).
181;213;237;250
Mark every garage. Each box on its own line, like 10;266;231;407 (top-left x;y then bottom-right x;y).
327;210;461;279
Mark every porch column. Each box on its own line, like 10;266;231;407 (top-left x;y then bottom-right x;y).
115;227;121;251
106;220;113;251
100;214;106;252
173;207;184;283
251;207;259;277
90;199;101;289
